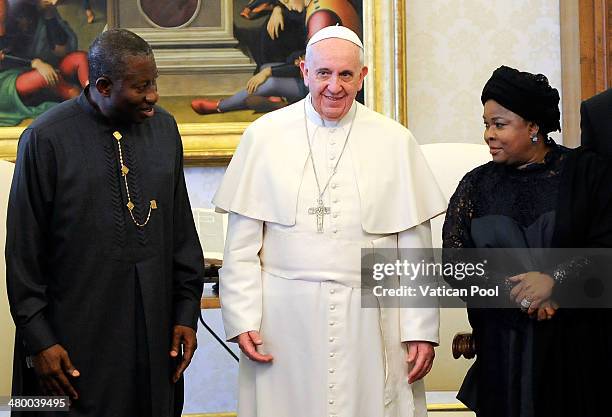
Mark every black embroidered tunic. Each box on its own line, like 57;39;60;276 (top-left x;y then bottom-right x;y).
6;90;204;417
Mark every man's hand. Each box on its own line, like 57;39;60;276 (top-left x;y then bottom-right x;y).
170;325;197;383
31;58;59;86
405;341;435;384
266;6;284;40
508;272;555;311
246;67;272;94
237;330;273;363
32;344;80;399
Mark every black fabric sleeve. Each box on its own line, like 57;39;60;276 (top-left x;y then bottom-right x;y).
549;149;612;306
170;121;204;330
6;128;58;354
580;101;596;150
442;174;481;300
442;171;513;304
442;173;475;250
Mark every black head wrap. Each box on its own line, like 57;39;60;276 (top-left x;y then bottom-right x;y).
481;65;561;136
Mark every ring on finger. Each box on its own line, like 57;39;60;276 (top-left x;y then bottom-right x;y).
520;297;532;309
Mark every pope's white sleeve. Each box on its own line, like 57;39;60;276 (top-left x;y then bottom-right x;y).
398;221;440;345
219;212;264;342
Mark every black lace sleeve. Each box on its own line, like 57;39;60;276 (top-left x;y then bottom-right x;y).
442;172;476;249
441;169;514;305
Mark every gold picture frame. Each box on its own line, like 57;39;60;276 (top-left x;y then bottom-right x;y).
0;0;408;166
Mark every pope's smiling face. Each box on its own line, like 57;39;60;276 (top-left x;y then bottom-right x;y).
300;38;368;121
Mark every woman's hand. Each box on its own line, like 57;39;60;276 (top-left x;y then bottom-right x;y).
246;67;272;94
508;271;555;310
266;6;284;40
31;58;59;86
531;299;558;321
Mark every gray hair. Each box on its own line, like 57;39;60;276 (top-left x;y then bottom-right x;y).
88;29;154;85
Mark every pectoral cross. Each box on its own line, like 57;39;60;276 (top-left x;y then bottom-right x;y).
308;198;331;233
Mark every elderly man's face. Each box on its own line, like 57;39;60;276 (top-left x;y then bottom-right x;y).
108;55;159;124
483;100;539;165
300;38;367;121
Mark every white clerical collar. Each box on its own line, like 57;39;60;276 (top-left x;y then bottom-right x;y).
304;94;357;128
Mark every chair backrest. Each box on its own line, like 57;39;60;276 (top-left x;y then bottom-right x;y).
421;143;492;247
0;160;15;396
420;143;490;391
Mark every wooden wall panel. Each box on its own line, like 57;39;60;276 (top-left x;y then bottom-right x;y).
580;0;611;100
608;0;612;85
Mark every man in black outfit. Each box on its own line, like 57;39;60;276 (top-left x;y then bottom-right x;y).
6;29;204;417
580;88;612;157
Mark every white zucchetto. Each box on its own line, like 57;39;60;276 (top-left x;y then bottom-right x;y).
306;25;364;50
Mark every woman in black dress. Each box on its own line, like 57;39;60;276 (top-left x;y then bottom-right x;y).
443;66;612;417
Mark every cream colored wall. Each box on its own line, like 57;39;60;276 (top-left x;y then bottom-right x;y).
0;161;15;396
406;0;562;145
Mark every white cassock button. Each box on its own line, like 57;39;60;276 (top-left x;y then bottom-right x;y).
330;128;336;133
330;305;335;310
329;368;335;373
329;400;335;405
331;183;337;189
333;213;338;218
329;384;335;389
333;199;339;203
330;141;336;145
332;229;338;234
329;352;335;358
329;321;335;326
330;155;336;160
329;337;335;342
330;288;335;294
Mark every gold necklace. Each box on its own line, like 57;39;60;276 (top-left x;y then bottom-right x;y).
113;131;157;227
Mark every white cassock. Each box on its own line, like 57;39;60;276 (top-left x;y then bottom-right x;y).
213;96;447;417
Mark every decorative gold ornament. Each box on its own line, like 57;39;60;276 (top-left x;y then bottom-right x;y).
113;131;156;227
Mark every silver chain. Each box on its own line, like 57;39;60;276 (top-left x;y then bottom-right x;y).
303;100;358;201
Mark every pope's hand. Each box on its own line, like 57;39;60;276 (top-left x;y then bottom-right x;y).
237;330;273;363
405;341;435;384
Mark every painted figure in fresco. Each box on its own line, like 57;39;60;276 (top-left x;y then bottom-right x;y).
0;0;88;126
56;0;95;23
0;0;6;35
82;0;94;23
191;0;361;115
139;0;199;28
